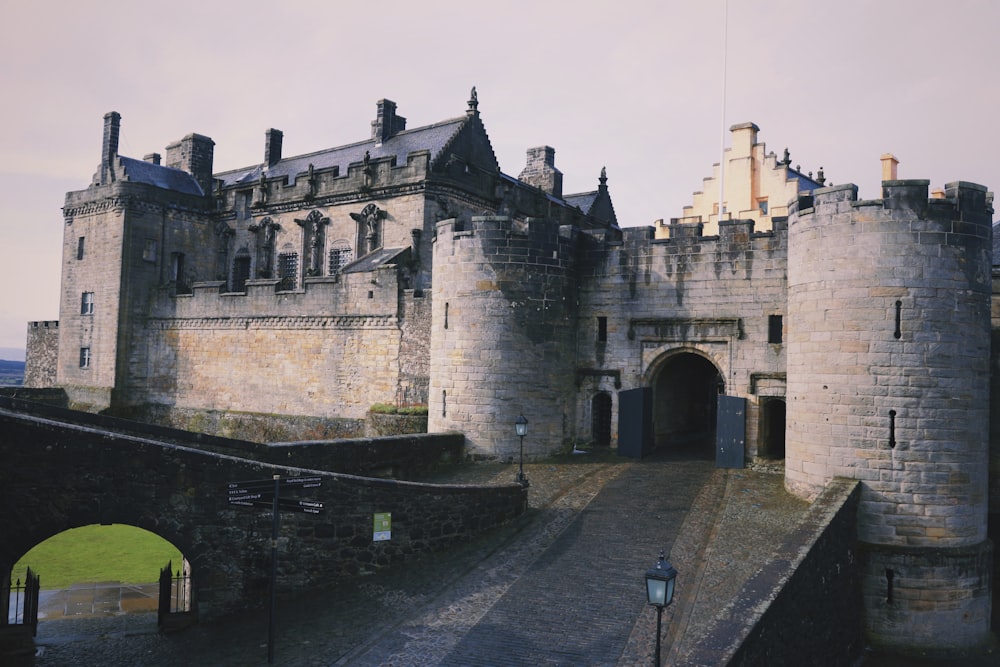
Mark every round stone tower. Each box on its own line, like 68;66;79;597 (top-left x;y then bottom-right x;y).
428;215;579;460
785;181;994;655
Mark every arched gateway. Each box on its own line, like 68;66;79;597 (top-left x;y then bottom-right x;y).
648;350;724;458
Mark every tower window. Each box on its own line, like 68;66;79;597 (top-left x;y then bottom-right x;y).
768;315;783;344
79;347;91;368
77;236;85;260
81;292;95;315
597;316;608;343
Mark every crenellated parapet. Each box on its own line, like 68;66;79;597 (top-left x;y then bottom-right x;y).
148;268;406;322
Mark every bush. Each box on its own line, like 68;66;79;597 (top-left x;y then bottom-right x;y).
369;403;428;416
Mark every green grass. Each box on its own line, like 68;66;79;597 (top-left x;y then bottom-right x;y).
11;524;183;590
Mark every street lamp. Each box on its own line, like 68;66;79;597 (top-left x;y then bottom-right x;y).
645;551;677;666
515;414;528;486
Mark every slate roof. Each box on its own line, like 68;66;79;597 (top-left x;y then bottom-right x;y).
343;246;410;274
215;117;469;188
565;191;598;214
119;156;204;196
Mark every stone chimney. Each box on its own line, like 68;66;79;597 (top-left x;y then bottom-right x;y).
371;99;407;145
143;153;161;165
102;111;121;167
265;128;283;166
165;133;215;195
881;153;899;181
518;146;563;198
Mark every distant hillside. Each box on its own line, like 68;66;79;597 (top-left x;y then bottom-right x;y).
0;359;25;386
0;347;25;362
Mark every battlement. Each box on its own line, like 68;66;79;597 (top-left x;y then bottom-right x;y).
148;267;412;322
791;179;994;228
434;215;579;270
216;149;433;213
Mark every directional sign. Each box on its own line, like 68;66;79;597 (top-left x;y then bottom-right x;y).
281;476;323;489
228;489;273;503
227;494;323;513
227;476;323;492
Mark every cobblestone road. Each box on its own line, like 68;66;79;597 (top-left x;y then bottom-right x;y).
7;452;816;666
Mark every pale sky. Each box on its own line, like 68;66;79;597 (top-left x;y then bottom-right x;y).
1;0;997;350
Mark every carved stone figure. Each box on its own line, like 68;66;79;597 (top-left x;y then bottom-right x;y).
296;210;329;276
350;203;386;255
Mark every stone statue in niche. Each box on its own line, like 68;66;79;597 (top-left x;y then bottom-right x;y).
296;210;329;276
350;203;386;255
362;150;373;190
306;163;317;199
214;222;235;281
249;217;279;278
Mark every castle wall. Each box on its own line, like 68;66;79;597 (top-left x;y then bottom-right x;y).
786;181;993;654
577;220;787;454
429;216;580;458
122;269;422;420
23;321;58;388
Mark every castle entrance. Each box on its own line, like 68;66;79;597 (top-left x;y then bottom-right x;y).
652;352;723;458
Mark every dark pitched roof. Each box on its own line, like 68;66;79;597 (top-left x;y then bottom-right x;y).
343;246;409;274
215;117;469;187
119;156;204;195
565;191;598;214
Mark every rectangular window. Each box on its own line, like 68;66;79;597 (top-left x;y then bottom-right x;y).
77;236;85;260
81;292;95;315
768;315;783;344
597;316;608;343
278;252;298;290
171;252;190;294
232;255;251;293
79;347;91;368
757;198;769;215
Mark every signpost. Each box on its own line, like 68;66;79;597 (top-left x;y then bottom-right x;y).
226;474;324;664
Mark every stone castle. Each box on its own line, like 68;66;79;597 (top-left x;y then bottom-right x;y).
24;90;998;656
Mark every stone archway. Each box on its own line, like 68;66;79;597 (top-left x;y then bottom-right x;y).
651;351;724;458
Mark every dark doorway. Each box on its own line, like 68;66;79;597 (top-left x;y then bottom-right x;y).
232;252;251;292
760;398;786;459
653;353;724;458
591;392;612;446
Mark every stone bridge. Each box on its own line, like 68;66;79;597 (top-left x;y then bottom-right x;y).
0;396;526;620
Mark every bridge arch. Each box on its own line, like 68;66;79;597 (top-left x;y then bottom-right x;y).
645;347;724;458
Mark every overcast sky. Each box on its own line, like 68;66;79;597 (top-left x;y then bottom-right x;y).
1;0;997;351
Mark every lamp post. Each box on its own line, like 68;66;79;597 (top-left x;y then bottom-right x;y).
515;414;528;486
645;551;678;667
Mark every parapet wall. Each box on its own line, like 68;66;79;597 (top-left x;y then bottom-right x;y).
128;270;429;419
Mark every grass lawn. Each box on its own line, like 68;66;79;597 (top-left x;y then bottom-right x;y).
11;524;183;590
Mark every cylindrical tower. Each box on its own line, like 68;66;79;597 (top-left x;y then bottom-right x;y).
428;216;579;459
786;181;993;655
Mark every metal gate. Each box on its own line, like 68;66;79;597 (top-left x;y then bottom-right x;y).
716;395;746;468
3;567;40;636
158;560;195;631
